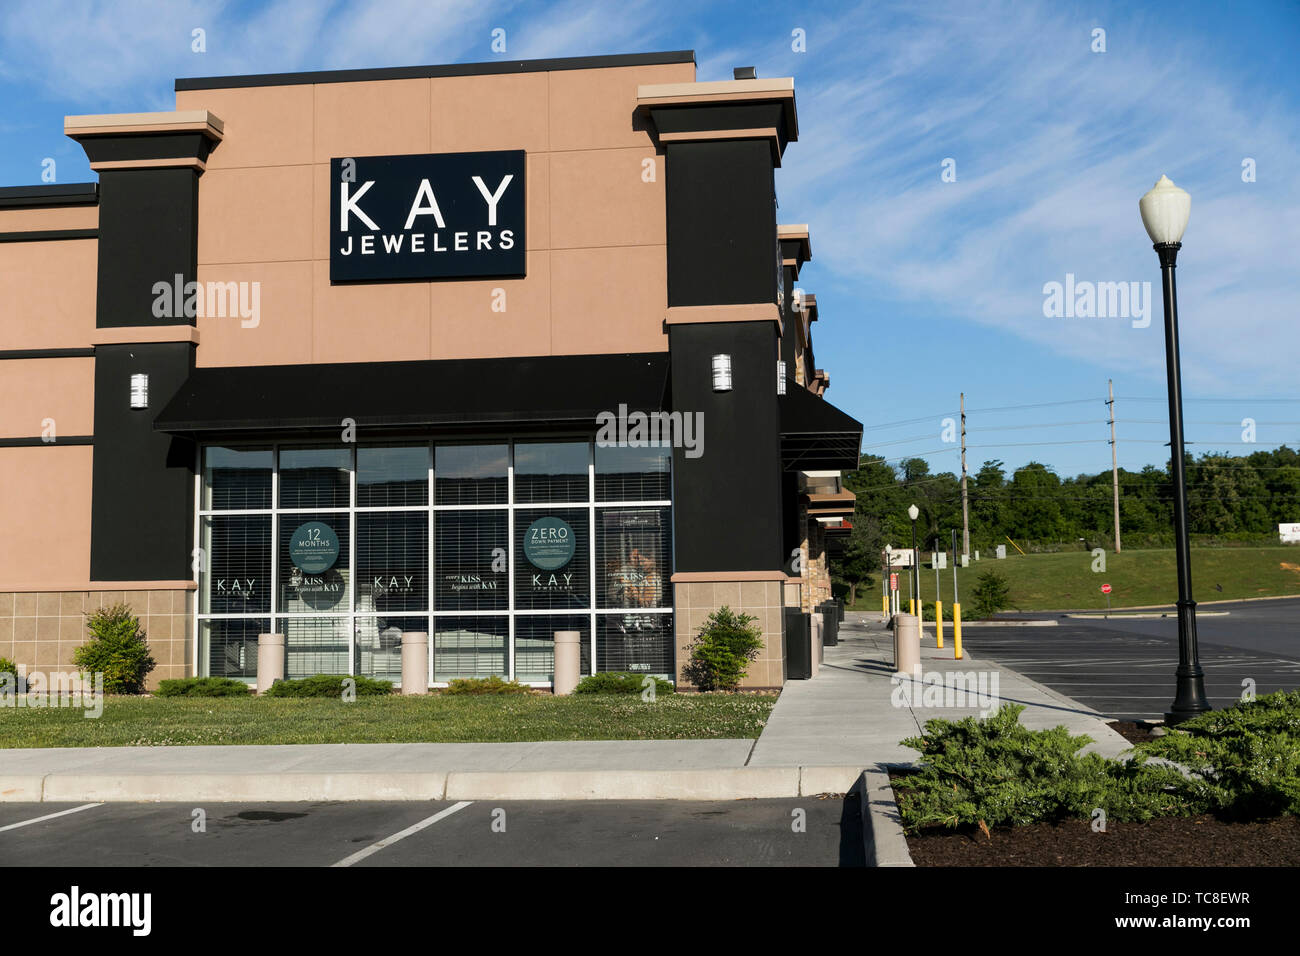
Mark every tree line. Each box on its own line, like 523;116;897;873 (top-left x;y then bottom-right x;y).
831;446;1300;601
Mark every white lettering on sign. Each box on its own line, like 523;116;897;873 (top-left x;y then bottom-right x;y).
471;174;514;226
339;180;378;231
403;179;447;229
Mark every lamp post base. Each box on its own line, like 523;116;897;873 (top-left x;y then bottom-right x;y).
1164;601;1211;725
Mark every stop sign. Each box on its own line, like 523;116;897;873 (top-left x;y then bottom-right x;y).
1101;583;1112;594
890;573;898;591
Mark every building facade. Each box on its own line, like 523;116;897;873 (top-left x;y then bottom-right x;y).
0;51;860;690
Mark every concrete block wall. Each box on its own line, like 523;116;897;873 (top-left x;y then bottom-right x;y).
672;578;786;690
0;589;194;689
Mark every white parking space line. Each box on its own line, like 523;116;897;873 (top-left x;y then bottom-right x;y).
331;802;472;868
0;803;103;833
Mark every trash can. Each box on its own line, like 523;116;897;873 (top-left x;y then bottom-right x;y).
817;601;839;646
783;607;812;680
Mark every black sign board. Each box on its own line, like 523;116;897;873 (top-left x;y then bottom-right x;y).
330;150;526;282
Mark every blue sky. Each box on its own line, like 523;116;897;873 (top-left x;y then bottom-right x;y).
2;0;1297;480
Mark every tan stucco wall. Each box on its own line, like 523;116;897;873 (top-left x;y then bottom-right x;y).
0;356;94;439
0;446;93;586
0;204;97;232
0;237;97;350
177;62;693;368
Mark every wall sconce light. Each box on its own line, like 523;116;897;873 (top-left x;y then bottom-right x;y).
777;360;787;395
711;354;733;392
129;373;149;409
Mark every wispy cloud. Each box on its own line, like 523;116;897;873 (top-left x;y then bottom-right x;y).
764;0;1300;396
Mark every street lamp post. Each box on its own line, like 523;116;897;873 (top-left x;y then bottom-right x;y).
908;504;920;614
1139;174;1211;725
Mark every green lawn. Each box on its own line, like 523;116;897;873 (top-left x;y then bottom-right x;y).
849;546;1300;612
0;693;776;749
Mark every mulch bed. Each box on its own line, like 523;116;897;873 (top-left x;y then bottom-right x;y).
1107;719;1160;744
904;815;1300;866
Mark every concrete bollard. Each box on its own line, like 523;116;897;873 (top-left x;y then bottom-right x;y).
553;630;582;695
401;632;429;695
894;613;921;677
256;633;284;694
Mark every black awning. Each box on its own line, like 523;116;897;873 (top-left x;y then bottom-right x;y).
154;352;670;434
779;386;862;470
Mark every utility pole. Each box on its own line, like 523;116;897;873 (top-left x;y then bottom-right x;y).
1108;379;1122;553
960;392;970;557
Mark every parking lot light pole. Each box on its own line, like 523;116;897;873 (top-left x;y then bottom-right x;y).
1139;174;1210;725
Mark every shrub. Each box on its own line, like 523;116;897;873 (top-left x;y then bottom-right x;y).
443;675;533;696
970;571;1011;619
574;671;674;695
262;674;393;698
893;704;1203;833
0;657;17;681
156;676;252;697
683;606;764;692
1134;691;1300;820
72;604;156;694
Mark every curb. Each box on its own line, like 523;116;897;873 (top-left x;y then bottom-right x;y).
860;766;913;867
0;765;869;803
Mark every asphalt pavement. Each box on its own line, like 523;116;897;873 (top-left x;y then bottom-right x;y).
967;598;1300;719
0;797;864;867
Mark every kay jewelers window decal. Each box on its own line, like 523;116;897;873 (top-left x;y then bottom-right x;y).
331;150;526;282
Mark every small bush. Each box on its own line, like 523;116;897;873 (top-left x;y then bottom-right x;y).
262;674;393;698
72;604;156;694
1134;691;1300;820
443;675;533;696
894;704;1203;833
156;676;252;697
970;571;1012;619
683;606;764;692
575;671;674;695
0;657;17;680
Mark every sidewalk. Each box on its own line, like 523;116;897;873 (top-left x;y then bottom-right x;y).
0;616;1131;802
748;614;1132;766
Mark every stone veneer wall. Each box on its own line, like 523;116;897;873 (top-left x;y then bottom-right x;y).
0;589;194;689
673;578;786;690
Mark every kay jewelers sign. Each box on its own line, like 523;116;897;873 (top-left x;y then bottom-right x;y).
331;150;526;282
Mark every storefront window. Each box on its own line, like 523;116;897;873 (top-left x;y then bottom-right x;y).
514;507;589;611
278;513;351;614
435;510;507;611
434;443;507;505
279;446;350;509
199;514;271;614
196;439;674;684
513;441;588;503
434;616;507;681
200;617;268;680
595;444;671;502
202;446;272;511
357;445;428;507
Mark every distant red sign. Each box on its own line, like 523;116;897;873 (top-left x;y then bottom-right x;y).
1101;584;1112;594
890;573;899;592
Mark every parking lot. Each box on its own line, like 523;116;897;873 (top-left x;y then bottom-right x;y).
0;796;864;868
969;598;1300;719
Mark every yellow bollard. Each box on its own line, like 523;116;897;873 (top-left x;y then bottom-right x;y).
953;603;963;659
882;594;889;621
935;600;944;648
909;598;916;616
